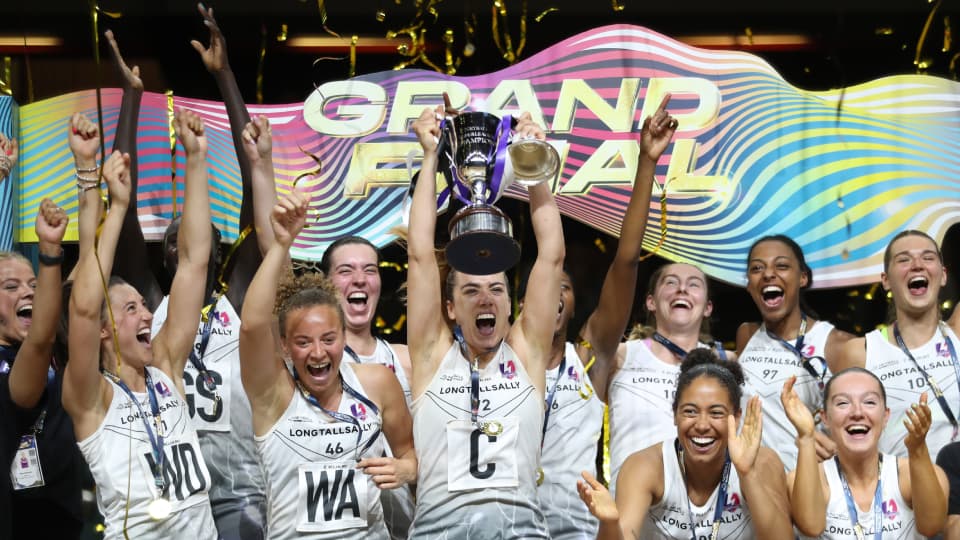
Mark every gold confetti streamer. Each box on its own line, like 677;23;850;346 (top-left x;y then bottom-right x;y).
915;0;942;72
535;7;558;23
945;16;952;52
611;0;625;12
0;57;11;96
165;90;178;219
349;35;358;78
638;179;669;261
277;23;288;42
257;26;267;104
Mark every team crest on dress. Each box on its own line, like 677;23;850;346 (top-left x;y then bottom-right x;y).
937;342;952;358
882;498;899;520
802;344;816;357
213;310;231;327
566;365;580;382
500;359;517;379
154;380;173;398
350;403;368;421
724;492;741;513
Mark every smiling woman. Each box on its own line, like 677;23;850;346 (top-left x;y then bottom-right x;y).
578;349;792;540
238;189;416;540
736;235;855;470
783;368;949;538
837;230;960;462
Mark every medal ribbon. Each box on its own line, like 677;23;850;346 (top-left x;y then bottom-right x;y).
652;332;690;359
292;370;381;462
453;325;502;434
892;322;960;439
540;354;567;448
835;454;883;540
674;438;730;540
104;370;168;494
766;314;827;390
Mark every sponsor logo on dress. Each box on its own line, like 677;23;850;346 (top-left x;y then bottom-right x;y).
350;403;367;421
500;359;517;380
154;380;173;398
883;498;899;520
566;365;580;382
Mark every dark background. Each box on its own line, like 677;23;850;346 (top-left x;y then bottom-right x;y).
2;0;959;344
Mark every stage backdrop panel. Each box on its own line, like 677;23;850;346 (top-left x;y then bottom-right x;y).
14;24;960;288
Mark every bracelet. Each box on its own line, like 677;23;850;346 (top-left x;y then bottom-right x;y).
37;248;64;267
78;183;101;193
75;172;99;183
75;164;99;173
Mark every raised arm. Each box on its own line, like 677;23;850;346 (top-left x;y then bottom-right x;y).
407;106;452;394
781;376;828;535
104;29;162;309
63;149;131;437
8;201;66;409
239;189;308;428
151;110;211;385
579;96;675;402
904;393;949;537
512;114;565;380
730;396;792;539
240;117;278;257
191;3;267;310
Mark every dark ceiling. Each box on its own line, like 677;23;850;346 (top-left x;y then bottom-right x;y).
2;0;959;104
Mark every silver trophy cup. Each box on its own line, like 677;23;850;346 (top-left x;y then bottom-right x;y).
440;112;560;275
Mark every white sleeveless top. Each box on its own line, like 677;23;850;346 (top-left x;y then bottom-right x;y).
867;325;960;460
343;338;412;408
255;362;388;540
740;320;834;470
800;454;918;539
608;338;682;494
640;440;754;539
152;295;265;512
539;342;604;539
409;341;549;539
77;368;216;540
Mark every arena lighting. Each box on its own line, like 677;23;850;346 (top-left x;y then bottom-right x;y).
284;35;406;54
677;33;814;51
0;35;63;52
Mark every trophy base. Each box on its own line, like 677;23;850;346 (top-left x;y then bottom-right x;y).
446;205;520;275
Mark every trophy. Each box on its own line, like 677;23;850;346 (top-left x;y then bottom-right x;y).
437;111;560;275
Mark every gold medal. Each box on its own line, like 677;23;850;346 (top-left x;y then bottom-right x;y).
482;420;503;436
147;497;172;520
536;467;544;485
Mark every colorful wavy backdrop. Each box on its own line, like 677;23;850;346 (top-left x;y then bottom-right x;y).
11;24;960;288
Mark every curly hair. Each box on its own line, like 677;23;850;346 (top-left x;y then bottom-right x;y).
673;348;745;413
275;270;344;337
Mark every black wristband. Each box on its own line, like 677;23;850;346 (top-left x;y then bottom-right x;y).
37;249;64;267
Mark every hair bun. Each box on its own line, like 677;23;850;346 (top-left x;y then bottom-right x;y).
679;348;744;386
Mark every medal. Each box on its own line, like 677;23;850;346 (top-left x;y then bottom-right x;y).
148;497;172;520
482;420;503;436
536;467;544;486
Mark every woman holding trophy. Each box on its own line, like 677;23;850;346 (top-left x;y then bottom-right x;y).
406;101;565;539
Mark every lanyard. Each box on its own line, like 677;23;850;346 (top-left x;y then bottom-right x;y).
454;326;505;437
104;370;168;494
766;314;827;390
188;294;221;408
653;333;727;363
893;323;960;439
344;338;400;374
674;438;730;540
293;370;381;462
652;332;689;359
541;354;567;447
835;454;883;540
